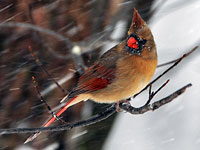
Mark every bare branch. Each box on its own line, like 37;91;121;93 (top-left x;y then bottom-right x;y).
0;83;191;135
31;76;66;124
157;46;199;67
120;83;192;114
151;79;170;99
145;79;170;106
133;46;198;98
0;105;116;134
0;22;74;51
28;46;68;94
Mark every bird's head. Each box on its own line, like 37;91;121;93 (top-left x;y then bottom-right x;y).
123;8;156;59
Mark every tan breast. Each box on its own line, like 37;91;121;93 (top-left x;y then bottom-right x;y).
89;54;157;103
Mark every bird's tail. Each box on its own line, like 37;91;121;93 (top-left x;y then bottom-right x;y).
24;96;82;144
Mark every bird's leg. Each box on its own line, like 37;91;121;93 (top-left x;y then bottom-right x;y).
116;99;131;112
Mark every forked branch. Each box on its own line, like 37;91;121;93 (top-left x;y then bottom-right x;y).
0;46;197;136
120;83;192;114
133;46;198;98
0;83;191;135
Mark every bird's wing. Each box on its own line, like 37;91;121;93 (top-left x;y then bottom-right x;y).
68;63;116;98
67;47;121;99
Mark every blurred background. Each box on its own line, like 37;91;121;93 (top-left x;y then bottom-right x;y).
0;0;200;150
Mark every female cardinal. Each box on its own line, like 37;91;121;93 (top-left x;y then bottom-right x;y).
25;8;157;143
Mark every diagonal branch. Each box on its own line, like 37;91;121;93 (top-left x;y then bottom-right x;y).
133;46;198;98
157;46;198;68
120;83;192;114
145;79;170;106
31;76;66;124
0;83;191;135
28;46;68;94
0;104;116;134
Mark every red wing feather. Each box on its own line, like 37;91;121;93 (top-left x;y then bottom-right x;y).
70;64;116;96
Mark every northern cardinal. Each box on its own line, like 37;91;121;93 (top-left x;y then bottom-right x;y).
25;8;157;143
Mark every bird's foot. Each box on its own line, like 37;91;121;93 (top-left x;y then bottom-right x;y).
116;100;131;112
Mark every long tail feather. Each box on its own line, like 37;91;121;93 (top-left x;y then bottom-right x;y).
24;96;78;144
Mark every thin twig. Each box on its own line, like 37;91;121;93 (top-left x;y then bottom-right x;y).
145;79;169;106
28;46;68;94
120;83;192;114
0;105;116;134
157;46;198;68
41;73;74;97
151;79;170;99
148;84;152;102
31;76;66;124
0;83;191;135
0;22;73;49
157;59;178;68
133;46;198;98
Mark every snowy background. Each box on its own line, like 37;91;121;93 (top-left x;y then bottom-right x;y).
104;0;200;150
0;0;200;150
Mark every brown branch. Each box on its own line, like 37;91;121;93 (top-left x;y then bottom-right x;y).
150;79;170;99
0;105;116;134
120;83;192;114
145;79;170;106
28;46;68;94
133;46;198;98
0;24;196;140
0;83;191;135
157;46;198;67
31;76;66;124
0;47;196;136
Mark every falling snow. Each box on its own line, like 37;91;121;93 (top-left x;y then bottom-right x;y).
0;0;200;150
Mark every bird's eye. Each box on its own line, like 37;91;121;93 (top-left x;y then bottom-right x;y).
124;34;146;55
